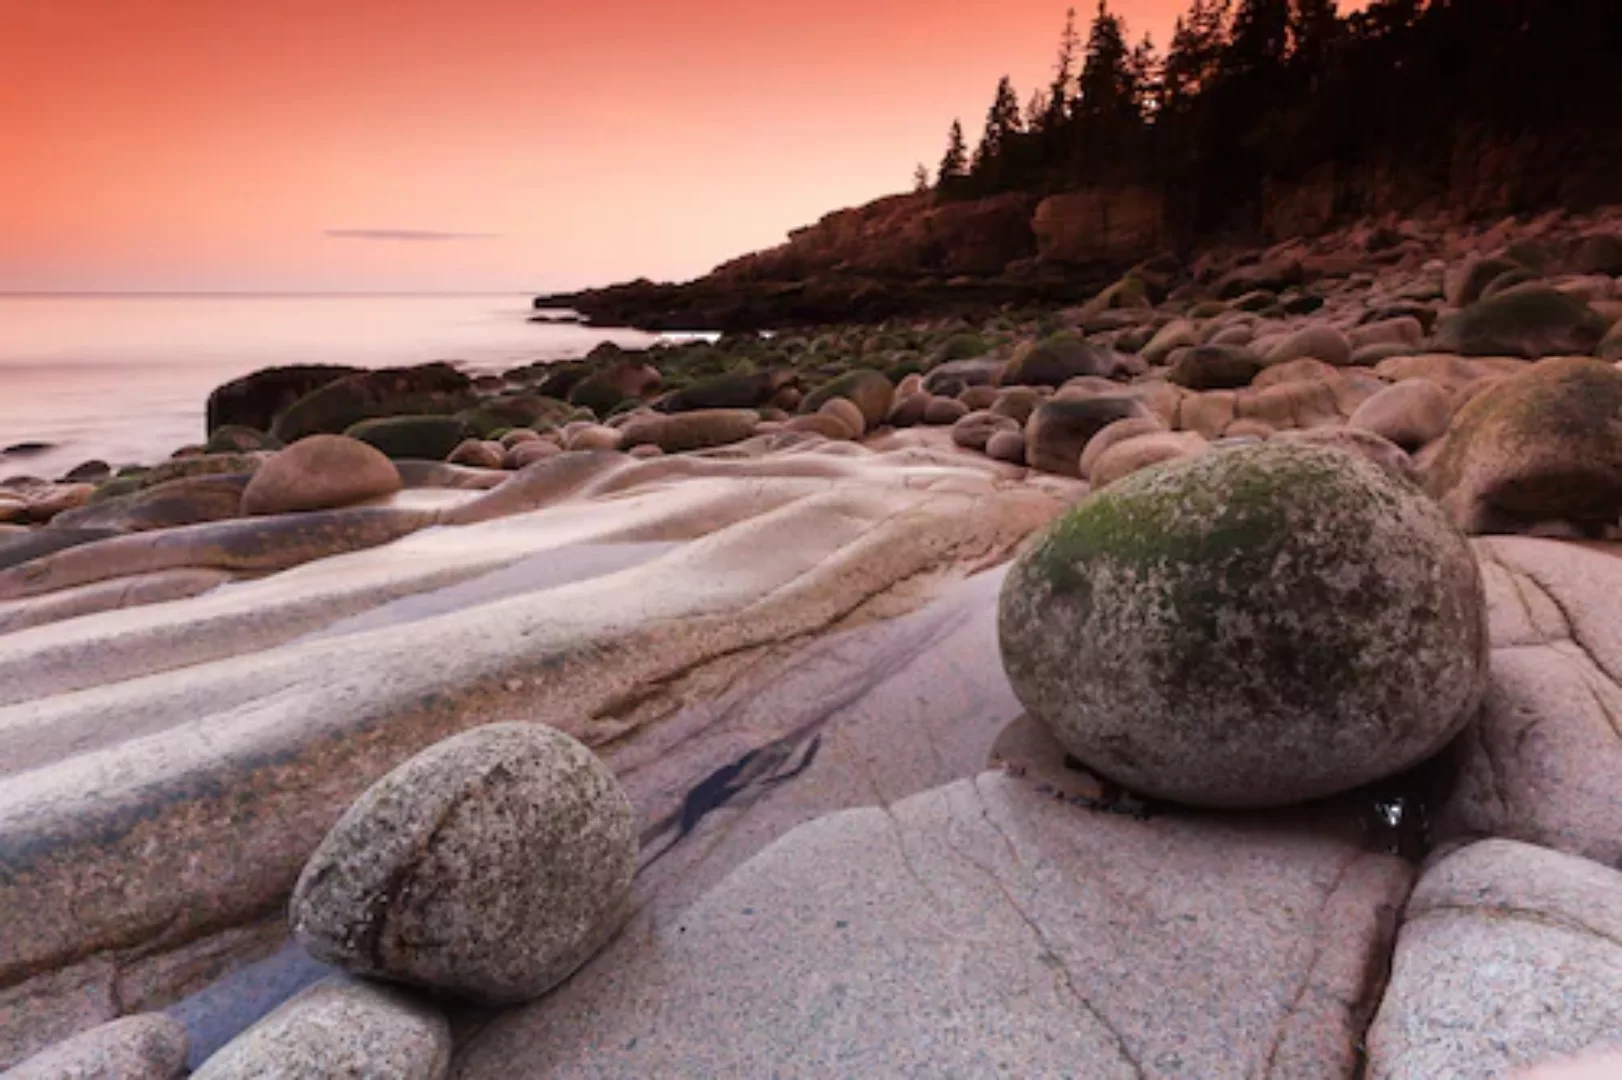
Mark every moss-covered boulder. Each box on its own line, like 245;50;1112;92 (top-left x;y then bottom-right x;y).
1167;345;1269;390
921;358;1004;397
1423;356;1622;534
457;395;573;438
999;441;1488;808
1024;396;1154;477
1432;287;1608;359
799;369;894;433
206;364;362;435
345;415;470;461
934;332;989;362
1448;255;1525;308
1572;233;1622;276
271;363;473;443
658;371;786;413
86;453;268;503
202;425;282;456
1002;332;1119;387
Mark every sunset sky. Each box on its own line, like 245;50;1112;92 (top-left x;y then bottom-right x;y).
5;0;1304;294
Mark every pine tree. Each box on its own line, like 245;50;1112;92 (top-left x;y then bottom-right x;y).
937;120;969;193
1043;7;1082;135
1076;1;1134;121
1127;33;1161;119
972;76;1024;173
1227;0;1291;77
913;163;931;192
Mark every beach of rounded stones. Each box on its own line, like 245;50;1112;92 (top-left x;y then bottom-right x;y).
3;206;1622;1077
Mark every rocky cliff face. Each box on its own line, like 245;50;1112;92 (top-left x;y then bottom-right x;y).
712;192;1040;282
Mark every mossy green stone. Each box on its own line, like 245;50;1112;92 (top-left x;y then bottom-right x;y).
1434;287;1607;359
998;441;1488;808
346;415;470;461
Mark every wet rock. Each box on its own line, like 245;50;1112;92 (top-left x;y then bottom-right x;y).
457;395;574;439
1001;332;1119;386
505;440;562;469
619;410;758;454
60;460;111;484
1088;430;1208;489
800;369;894;432
988;386;1042;425
1349;316;1424;351
1139;318;1201;365
984;429;1027;464
1433;287;1608;359
1366;840;1622;1080
206;364;362;435
1348;378;1453;450
1272;427;1416;481
50;473;251;533
1479;266;1539;301
785;414;856;441
191;976;450;1079
203;425;283;455
456;767;1410;1079
447;439;506;470
886;392;930;427
1023;396;1154;477
1234;376;1342;430
1077;416;1165;479
658;371;786;413
241;435;401;516
949;410;1019;452
0;483;95;525
1571;233;1622;276
999;441;1487;807
1448;255;1525;307
290;724;636;1004
816;397;867;440
921;396;969;426
956;384;999;411
1167;344;1268;390
1264;324;1353;367
1215;258;1302;299
345;415;470;461
5;1014;188;1080
1600;319;1622;362
1423;357;1622;534
920;358;1002;397
564;425;624;452
270;363;473;443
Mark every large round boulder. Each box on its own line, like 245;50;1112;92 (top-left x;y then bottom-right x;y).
1432;287;1608;359
998;441;1488;808
799;369;894;432
1348;378;1452;450
290;723;637;1004
1002;332;1119;387
241;435;401;516
345;415;471;461
1024;396;1154;477
1167;344;1268;390
1423;356;1622;534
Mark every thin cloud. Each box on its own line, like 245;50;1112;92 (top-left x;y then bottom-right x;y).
324;229;499;242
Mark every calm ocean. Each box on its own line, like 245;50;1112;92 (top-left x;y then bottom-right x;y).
0;294;665;481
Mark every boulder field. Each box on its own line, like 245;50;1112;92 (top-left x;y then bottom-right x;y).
4;207;1622;1077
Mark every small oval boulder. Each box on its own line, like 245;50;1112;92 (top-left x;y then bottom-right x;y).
290;723;637;1004
241;435;401;516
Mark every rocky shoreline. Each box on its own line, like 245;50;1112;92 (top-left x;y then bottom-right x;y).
4;206;1622;1077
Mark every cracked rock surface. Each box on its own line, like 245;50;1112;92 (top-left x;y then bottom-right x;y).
1366;839;1622;1079
452;767;1411;1079
1436;537;1622;864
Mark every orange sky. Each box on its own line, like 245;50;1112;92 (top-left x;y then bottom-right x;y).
3;0;1307;293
